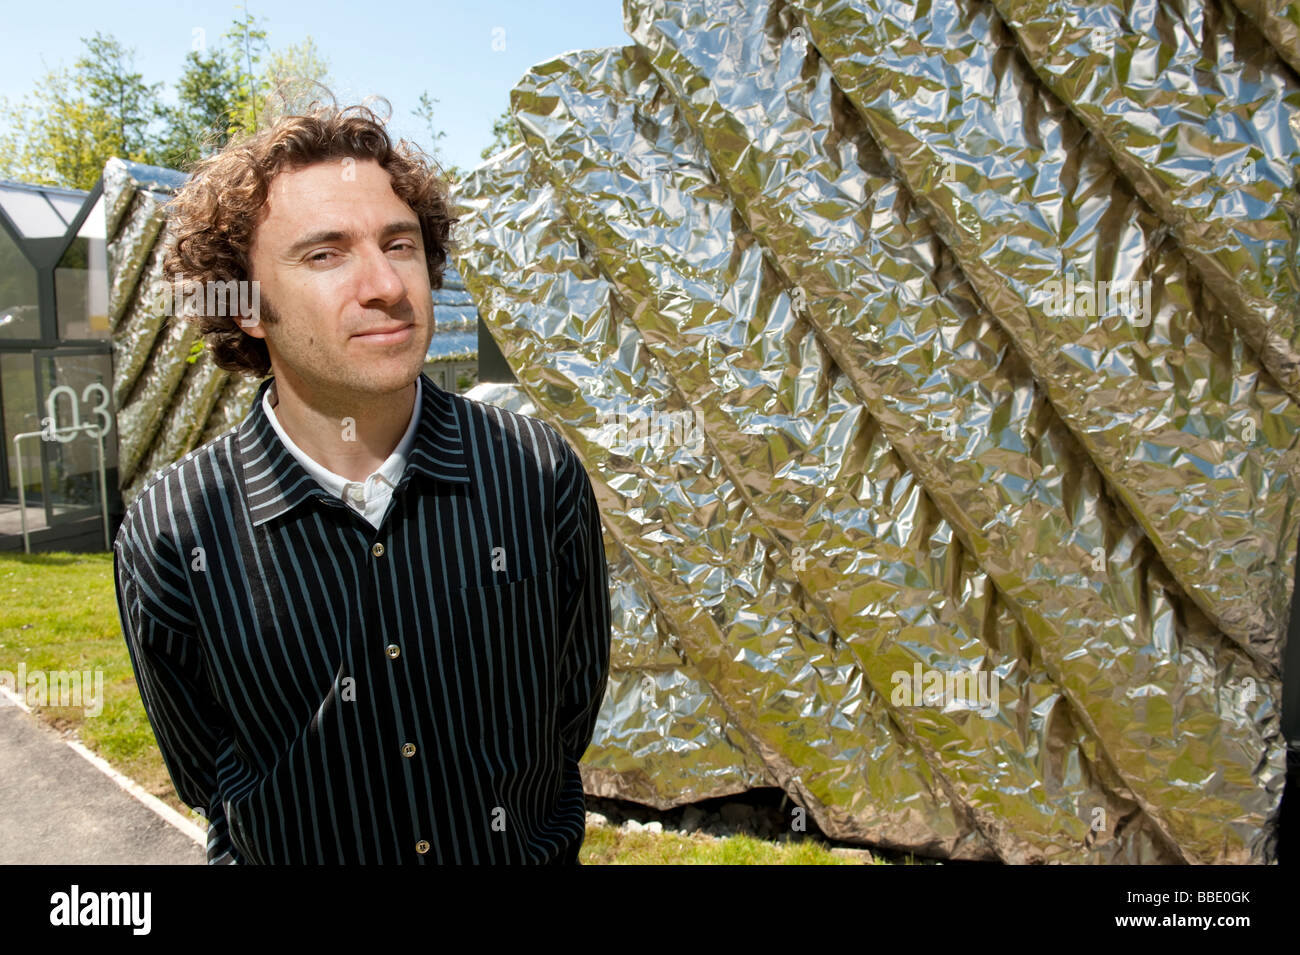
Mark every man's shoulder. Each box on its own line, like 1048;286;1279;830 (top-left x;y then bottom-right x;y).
441;386;576;474
118;426;242;542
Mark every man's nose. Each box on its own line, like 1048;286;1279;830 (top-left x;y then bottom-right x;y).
355;244;408;306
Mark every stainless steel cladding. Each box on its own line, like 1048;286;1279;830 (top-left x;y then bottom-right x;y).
452;0;1298;863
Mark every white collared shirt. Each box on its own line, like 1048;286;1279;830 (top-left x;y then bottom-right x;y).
262;376;423;530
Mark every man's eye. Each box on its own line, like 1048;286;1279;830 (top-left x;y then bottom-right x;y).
389;242;417;253
308;250;336;263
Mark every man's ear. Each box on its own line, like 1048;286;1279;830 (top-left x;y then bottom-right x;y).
238;281;265;337
240;311;266;338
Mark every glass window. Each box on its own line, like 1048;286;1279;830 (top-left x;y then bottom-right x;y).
1;352;41;496
35;351;116;516
0;223;40;340
56;196;109;340
0;186;67;238
45;193;83;227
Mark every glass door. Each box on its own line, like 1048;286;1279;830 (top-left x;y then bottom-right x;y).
1;351;42;506
1;349;114;534
32;349;115;530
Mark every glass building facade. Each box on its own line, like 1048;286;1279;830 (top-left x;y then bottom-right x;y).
0;177;116;552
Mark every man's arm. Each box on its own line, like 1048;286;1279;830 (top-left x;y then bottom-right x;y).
552;440;612;770
113;514;241;864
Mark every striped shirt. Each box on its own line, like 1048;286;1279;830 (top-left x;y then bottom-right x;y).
112;371;611;864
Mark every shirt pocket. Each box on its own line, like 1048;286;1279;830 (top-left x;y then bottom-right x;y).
440;566;561;767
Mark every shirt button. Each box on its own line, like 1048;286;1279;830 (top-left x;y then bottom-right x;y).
386;644;401;660
415;840;430;855
401;742;416;758
371;542;385;557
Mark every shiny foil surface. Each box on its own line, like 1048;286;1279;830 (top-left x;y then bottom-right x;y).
1232;0;1300;75
796;0;1300;670
991;0;1300;404
450;0;1294;862
106;159;230;504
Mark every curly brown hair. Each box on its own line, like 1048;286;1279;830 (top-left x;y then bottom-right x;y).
161;101;459;378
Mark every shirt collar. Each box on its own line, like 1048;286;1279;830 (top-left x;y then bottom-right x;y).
262;375;422;498
238;370;472;527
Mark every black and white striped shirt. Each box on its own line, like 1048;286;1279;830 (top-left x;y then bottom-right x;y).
112;372;611;864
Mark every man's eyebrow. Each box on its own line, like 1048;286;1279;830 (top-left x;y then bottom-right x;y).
286;220;423;257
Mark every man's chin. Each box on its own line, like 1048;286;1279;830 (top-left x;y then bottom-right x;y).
274;356;425;399
349;360;426;394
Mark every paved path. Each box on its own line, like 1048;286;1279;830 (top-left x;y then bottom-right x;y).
0;703;205;864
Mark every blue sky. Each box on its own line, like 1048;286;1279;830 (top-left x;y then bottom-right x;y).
1;0;629;175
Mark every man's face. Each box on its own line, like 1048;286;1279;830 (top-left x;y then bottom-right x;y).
242;157;434;397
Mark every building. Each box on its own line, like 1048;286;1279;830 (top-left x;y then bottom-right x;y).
0;176;116;552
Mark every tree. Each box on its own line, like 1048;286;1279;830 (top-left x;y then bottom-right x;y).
261;37;332;121
156;46;241;171
155;27;332;172
0;73;103;188
0;35;162;189
412;91;463;181
223;6;271;138
480;107;523;161
0;16;355;189
74;32;164;160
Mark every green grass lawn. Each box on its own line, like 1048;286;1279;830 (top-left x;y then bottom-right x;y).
0;551;188;819
580;825;868;864
0;550;882;864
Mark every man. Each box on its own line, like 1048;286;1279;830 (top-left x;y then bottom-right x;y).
112;104;611;864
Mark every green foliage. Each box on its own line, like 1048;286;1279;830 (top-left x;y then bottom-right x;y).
222;6;271;140
0;31;169;187
412;91;463;181
155;46;241;171
0;58;153;189
0;12;333;187
74;32;166;158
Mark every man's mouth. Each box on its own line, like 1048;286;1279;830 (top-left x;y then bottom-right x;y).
352;322;414;344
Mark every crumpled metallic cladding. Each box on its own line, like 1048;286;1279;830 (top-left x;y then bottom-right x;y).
452;0;1294;862
626;0;1281;855
989;0;1300;405
793;0;1300;673
105;159;251;506
1231;0;1300;76
527;44;1200;863
455;147;1006;859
